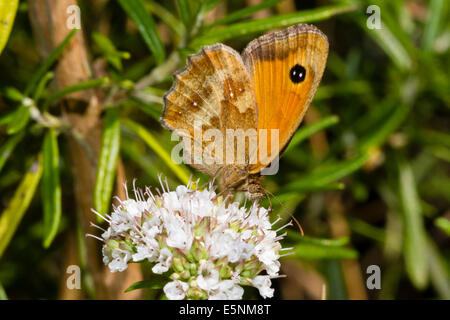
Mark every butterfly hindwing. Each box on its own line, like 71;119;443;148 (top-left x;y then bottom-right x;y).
162;44;257;175
242;24;329;172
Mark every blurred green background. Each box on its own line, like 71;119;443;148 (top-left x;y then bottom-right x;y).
0;0;448;299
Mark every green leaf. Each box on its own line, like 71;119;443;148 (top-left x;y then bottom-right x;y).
206;0;283;29
0;111;15;127
0;0;19;55
42;129;62;248
359;102;410;151
25;29;78;96
398;161;429;289
92;32;130;71
0;281;7;300
122;119;191;185
285;115;339;153
7;103;31;135
203;0;222;13
94;108;120;219
191;4;356;47
325;260;347;299
418;129;450;149
349;218;385;243
118;0;165;65
0;131;25;173
422;0;446;51
125;276;170;292
287;231;350;247
148;1;185;37
175;0;192;28
426;236;450;299
360;20;412;71
434;217;450;236
290;241;358;260
33;72;54;101
282;152;369;193
286;232;357;260
2;86;23;101
0;155;43;258
44;77;109;108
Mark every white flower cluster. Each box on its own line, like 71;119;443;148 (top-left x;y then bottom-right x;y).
92;179;290;300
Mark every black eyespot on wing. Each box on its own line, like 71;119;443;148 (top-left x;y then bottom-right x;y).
289;64;306;83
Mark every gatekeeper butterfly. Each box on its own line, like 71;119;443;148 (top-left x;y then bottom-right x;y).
161;24;328;199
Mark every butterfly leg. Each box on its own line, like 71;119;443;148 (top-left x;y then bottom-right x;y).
196;167;224;191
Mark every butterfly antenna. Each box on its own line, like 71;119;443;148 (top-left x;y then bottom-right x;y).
263;187;304;236
263;188;273;210
291;213;304;236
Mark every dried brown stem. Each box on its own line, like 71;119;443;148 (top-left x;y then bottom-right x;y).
28;0;142;299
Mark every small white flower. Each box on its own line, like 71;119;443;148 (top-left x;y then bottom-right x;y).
197;260;220;291
209;280;244;300
164;213;193;250
255;234;281;276
107;248;132;272
252;275;274;299
152;247;172;274
132;242;158;262
164;280;189;300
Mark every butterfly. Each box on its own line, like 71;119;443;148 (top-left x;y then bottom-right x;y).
161;24;328;199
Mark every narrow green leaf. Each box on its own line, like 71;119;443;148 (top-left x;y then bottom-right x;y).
25;29;78;96
33;72;54;101
94;108;120;219
191;4;356;47
422;0;446;51
285;115;339;153
118;0;165;65
325;261;347;299
0;155;43;258
349;218;386;243
361;20;412;70
283;152;369;193
434;217;450;236
290;242;358;260
206;0;282;29
426;237;450;299
44;77;109;108
42;129;62;248
418;129;450;148
398;161;429;289
203;0;222;13
426;145;450;163
286;231;350;247
7;103;31;135
148;1;185;37
0;281;7;300
0;131;25;173
125;276;170;292
175;0;192;28
122;119;191;185
0;0;19;55
0;111;15;127
93;32;129;71
2;86;23;101
359;103;410;151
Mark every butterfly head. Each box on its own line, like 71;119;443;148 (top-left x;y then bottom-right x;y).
241;174;265;201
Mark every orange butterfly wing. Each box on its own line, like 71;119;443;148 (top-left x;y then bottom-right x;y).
242;24;329;173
